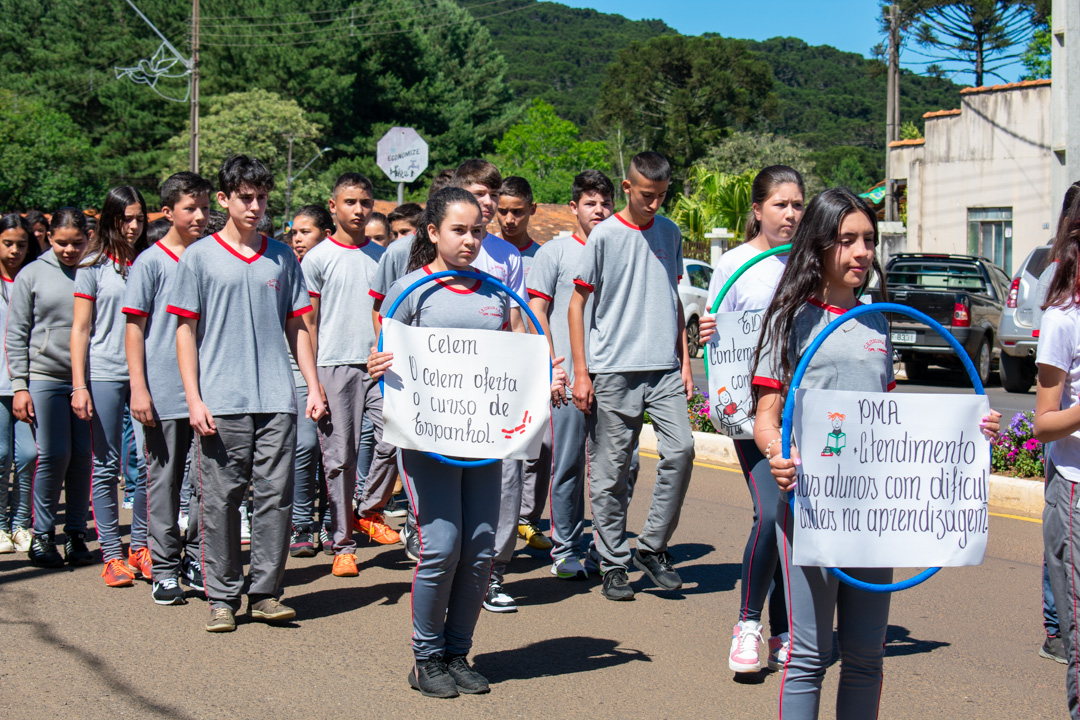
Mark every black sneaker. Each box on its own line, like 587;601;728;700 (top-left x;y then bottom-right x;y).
408;656;459;698
445;654;490;694
632;550;682;590
152;576;187;605
289;529;316;558
28;533;64;568
482;580;517;612
1041;634;1067;664
64;531;95;566
182;555;205;593
403;523;421;562
601;568;635;601
320;527;334;556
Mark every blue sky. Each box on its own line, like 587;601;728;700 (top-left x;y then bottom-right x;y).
557;0;1025;83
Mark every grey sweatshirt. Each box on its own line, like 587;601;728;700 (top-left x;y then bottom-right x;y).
6;250;77;390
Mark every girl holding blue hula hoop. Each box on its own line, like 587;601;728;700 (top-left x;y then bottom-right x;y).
749;188;1001;719
368;188;564;700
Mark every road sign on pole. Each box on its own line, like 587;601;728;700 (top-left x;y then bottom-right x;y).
377;127;429;185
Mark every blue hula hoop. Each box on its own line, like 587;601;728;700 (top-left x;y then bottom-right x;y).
379;269;549;468
781;302;986;593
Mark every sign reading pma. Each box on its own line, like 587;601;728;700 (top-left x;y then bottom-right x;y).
376;127;429;183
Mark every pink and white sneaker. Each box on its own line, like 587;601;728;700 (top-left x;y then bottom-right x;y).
768;632;791;670
728;620;763;673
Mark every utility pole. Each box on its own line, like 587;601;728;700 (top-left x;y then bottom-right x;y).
884;2;900;222
285;136;295;233
189;0;200;173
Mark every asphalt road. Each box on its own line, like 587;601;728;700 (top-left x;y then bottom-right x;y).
0;456;1061;719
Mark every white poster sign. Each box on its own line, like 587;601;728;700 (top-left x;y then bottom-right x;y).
791;388;990;568
376;127;429;183
706;310;763;439
380;318;551;460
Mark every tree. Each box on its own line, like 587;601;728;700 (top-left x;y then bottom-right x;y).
812;146;883;188
908;1;1038;86
495;100;610;204
829;156;874;193
695;131;823;195
0;91;99;210
595;35;776;178
669;167;755;244
900;120;924;139
1020;14;1051;80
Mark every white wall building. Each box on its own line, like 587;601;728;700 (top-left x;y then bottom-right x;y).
888;79;1053;276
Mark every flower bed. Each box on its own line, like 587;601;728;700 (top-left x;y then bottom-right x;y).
991;411;1044;479
644;386;720;434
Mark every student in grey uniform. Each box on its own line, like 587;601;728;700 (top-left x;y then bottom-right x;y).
368;188;512;698
71;185;150;588
304;174;397;577
7;208;94;569
287;204;331;559
169;155;326;633
124;172;212;604
754;189;1001;719
568;152;703;601
0;214;39;555
528;170;618;580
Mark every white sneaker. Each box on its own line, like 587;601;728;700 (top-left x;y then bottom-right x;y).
0;529;13;553
239;506;251;545
178;513;189;534
551;556;587;580
12;527;32;552
768;632;791;671
729;620;764;673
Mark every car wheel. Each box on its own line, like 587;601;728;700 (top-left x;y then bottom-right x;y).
686;317;701;359
999;352;1035;393
904;356;930;383
972;335;992;386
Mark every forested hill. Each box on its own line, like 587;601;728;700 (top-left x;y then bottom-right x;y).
473;1;962;165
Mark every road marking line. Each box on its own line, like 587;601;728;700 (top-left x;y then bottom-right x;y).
645;451;1046;524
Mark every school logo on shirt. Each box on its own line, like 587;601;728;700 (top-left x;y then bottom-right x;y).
479;305;501;318
654;249;669;262
864;338;887;354
267;278;281;292
488;267;507;281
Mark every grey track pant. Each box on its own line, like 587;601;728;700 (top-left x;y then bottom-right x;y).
587;369;694;573
400;449;500;661
29;380;92;537
196;413;296;612
88;380;148;561
778;498;892;720
317;365;396;554
145;418;201;581
491;459;524;584
1044;460;1080;719
518;421;552;524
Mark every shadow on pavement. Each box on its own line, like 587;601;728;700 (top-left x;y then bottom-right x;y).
883;624;950;657
289;579;412;620
472;636;651;682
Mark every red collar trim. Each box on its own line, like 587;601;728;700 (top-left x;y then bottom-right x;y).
156;242;180;263
807;296;848;315
214;233;267;264
424;265;481;294
615;213;654;231
1;275;13;283
572;233;586;246
105;252;133;267
329;236;368;250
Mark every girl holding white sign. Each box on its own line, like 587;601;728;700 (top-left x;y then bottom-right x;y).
751;188;1000;719
369;187;564;699
707;165;805;675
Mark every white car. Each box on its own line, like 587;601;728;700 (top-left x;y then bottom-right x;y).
679;258;713;358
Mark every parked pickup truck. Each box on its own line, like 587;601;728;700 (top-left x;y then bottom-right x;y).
881;253;1010;385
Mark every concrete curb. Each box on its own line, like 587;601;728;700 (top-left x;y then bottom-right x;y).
638;424;1044;517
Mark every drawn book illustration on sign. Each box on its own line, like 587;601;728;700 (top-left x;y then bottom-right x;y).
822;412;847;456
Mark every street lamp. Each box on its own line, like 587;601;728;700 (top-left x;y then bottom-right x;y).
283;143;332;235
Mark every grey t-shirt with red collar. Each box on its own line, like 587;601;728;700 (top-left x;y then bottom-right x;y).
574;213;684;374
752;298;896;394
527;233;593;384
167;233;312;416
380;266;510;332
74;253;132;382
368;234;413;303
302;236;384;366
123;241;190;421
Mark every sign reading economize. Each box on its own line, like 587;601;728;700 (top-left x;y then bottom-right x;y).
706;310;763;439
380;318;551;460
791;389;990;569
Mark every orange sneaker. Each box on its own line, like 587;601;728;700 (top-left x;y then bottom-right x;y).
331;553;359;577
102;558;136;587
354;514;400;545
128;547;152;580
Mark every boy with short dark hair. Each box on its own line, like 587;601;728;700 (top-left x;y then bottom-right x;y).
308;173;399;573
387;203;423;241
568;152;697;602
124;171;213;605
168;154;326;632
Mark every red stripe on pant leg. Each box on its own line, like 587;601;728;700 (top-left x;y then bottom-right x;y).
734;440;764;625
399;457;423;655
779;500;795;720
197;436;213;605
1071;482;1079;705
545;413;560;563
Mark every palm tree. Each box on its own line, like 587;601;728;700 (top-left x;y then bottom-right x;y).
670;166;755;245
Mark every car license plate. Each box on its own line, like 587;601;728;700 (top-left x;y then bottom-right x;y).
892;330;916;344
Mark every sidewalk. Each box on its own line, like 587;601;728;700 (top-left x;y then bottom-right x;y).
639;425;1044;517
